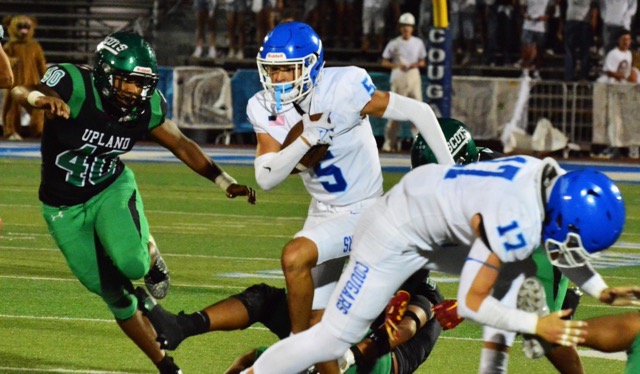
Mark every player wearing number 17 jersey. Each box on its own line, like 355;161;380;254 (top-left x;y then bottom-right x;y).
10;31;255;374
246;155;632;374
247;21;455;341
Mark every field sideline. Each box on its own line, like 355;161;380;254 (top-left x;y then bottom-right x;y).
1;143;639;373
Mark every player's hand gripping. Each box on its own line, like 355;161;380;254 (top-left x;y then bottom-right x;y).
384;290;411;341
225;183;257;204
535;309;587;346
300;113;335;147
598;286;640;306
433;299;465;330
31;94;70;119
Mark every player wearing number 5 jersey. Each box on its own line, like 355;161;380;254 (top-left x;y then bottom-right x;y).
10;31;255;374
247;21;455;346
245;155;638;374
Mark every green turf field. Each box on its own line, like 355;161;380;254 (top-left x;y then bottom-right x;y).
0;158;638;373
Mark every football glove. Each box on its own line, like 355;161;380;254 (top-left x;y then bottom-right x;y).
384;290;411;341
301;112;335;146
433;299;465;330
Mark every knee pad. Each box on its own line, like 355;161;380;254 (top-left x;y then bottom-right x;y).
232;283;291;339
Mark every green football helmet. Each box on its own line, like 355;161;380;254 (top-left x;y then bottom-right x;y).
93;31;158;117
410;118;479;168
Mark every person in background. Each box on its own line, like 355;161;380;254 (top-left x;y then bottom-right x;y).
192;0;218;59
450;0;478;65
2;15;47;140
594;29;636;160
563;0;599;81
361;0;390;52
597;28;633;83
0;25;14;89
10;31;256;374
520;0;552;80
380;12;426;153
225;0;247;59
252;0;277;50
599;0;637;54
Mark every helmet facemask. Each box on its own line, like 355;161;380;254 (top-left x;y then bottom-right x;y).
110;71;158;110
257;52;321;111
544;231;598;268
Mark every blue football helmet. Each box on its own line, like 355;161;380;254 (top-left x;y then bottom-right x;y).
256;22;325;110
543;169;625;267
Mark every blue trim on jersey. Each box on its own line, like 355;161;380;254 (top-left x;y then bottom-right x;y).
464;257;501;272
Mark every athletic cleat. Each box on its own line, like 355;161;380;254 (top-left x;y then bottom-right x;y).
141;295;186;350
144;236;170;299
517;277;551;359
157;354;183;374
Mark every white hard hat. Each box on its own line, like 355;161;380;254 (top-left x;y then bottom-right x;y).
398;12;415;26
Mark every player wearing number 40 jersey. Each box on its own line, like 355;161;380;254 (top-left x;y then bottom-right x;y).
244;155;640;374
246;20;454;357
10;31;255;374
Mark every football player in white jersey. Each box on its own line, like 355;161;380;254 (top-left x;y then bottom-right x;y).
243;156;638;374
247;21;455;342
411;122;585;373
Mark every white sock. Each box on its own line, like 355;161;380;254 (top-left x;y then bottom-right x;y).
479;348;509;374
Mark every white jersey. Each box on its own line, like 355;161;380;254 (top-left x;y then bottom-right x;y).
383;155;548;263
247;66;383;206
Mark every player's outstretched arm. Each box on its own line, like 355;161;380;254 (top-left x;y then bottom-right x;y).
598;286;640;306
10;84;70;118
151;119;256;204
361;90;454;165
0;48;13;88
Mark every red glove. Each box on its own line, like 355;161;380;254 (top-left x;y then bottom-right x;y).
433;299;465;330
384;290;411;341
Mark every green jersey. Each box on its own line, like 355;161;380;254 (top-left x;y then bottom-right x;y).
38;63;166;206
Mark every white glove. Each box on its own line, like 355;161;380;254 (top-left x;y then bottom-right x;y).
301;113;335;146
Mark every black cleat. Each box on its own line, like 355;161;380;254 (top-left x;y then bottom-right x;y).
157;354;183;374
139;291;186;350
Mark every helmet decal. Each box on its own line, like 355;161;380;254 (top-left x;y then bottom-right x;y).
97;36;129;55
411;118;479;168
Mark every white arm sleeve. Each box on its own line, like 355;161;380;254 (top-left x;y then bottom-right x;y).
254;137;310;191
456;238;538;334
559;264;608;299
382;92;455;165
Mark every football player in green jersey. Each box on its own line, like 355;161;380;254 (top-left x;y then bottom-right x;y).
10;31;256;374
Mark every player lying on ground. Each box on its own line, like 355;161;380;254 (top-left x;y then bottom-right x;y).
138;269;446;373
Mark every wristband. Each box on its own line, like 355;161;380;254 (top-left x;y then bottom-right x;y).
27;91;44;106
404;310;423;329
295;162;308;172
214;172;237;191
